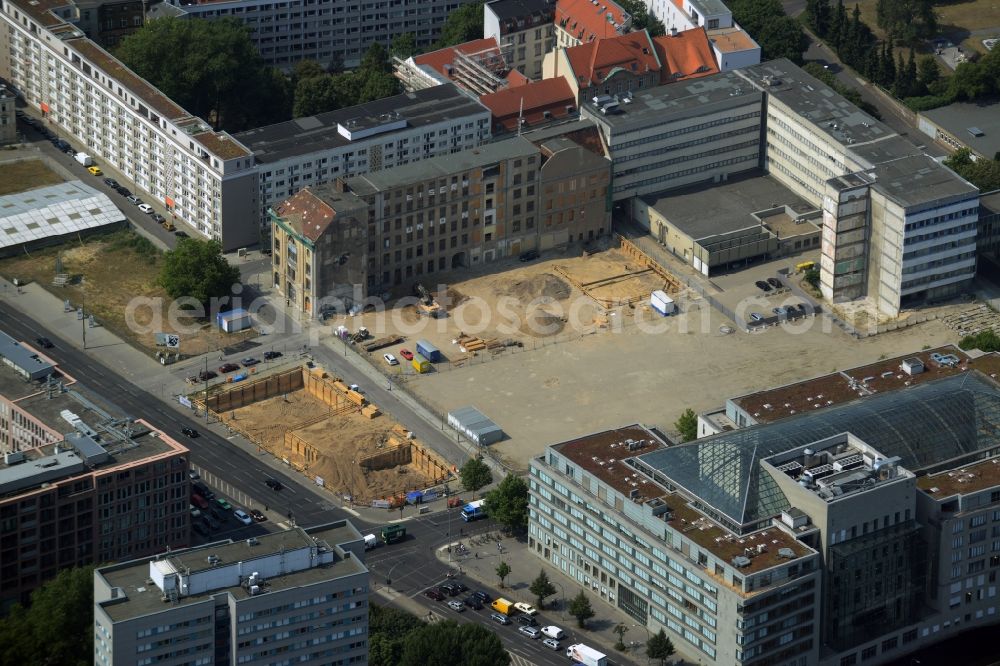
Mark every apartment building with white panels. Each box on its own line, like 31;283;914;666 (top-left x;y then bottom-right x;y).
0;0;260;249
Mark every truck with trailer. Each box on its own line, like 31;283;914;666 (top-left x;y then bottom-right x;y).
379;524;406;544
490;598;515;615
415;339;442;362
650;289;676;316
74;152;95;167
565;643;607;666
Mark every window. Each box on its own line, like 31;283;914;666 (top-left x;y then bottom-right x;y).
861;646;877;661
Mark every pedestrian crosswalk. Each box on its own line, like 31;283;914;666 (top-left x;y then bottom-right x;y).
508;652;535;666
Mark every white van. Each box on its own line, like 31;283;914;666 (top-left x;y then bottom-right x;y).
541;625;565;640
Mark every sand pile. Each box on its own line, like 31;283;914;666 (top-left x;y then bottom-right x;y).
497;273;571;302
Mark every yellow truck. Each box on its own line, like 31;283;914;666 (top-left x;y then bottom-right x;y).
491;598;515;615
796;260;815;273
411;353;431;374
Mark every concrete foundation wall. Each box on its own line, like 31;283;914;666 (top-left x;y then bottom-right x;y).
206;367;304;412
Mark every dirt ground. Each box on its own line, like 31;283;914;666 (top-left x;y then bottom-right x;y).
407;302;964;471
0;159;65;195
344;248;673;370
220;390;436;500
0;230;253;357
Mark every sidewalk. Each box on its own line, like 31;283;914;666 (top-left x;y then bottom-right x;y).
433;533;692;666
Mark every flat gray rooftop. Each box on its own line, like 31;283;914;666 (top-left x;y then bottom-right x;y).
871;153;978;208
689;0;731;18
0;331;53;380
736;59;890;147
14;378;119;438
235;84;488;165
99;523;365;621
982;190;1000;215
0;353;56;400
923;100;1000;159
583;71;763;135
345;136;538;194
486;0;555;22
642;170;814;240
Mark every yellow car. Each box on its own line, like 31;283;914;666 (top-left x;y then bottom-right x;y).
87;165;103;176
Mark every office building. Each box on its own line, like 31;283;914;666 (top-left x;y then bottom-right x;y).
648;0;734;33
236;84;493;229
484;0;557;80
531;369;1000;666
152;0;482;70
0;0;259;250
0;351;189;611
270;131;611;313
918;101;1000;160
94;521;370;666
581;69;763;201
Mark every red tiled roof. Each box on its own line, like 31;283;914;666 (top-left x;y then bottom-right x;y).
564;31;660;87
479;78;576;131
274;189;336;243
555;0;630;44
412;38;501;81
505;69;532;88
652;28;720;83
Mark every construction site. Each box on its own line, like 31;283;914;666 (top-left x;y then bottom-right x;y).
200;365;453;505
342;240;685;370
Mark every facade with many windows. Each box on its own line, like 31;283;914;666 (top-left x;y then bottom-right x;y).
484;0;556;80
94;521;370;666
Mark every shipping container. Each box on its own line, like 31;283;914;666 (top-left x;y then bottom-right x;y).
412;353;431;373
650;290;675;316
415;339;442;362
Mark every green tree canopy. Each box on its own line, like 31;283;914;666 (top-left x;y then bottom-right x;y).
529;570;557;609
291;42;401;117
397;620;510;666
433;2;485;49
674;408;697;442
391;33;420;59
496;560;512;587
116;17;290;132
569;590;595;628
158;238;241;306
459;456;493;497
617;0;665;36
0;566;94;666
369;604;426;666
646;628;676;666
613;623;629;650
944;147;1000;193
484;473;529;531
875;0;936;43
729;0;808;63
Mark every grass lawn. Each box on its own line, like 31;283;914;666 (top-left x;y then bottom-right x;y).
0;230;253;357
0;160;65;196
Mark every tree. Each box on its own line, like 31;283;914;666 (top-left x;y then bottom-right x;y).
496;560;511;588
529;570;557;609
917;55;940;90
293;59;327;83
805;0;831;36
613;623;629;651
646;628;676;666
674;408;697;442
398;621;510;666
294;74;344;117
876;0;936;43
729;0;808;63
944;148;1000;193
459;456;492;497
369;605;426;666
116;17;290;132
158;238;241;306
569;591;595;628
434;1;485;49
804;265;821;290
484;473;529;532
391;32;419;59
0;566;94;666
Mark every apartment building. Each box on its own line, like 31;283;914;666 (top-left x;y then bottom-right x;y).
72;0;144;48
236;83;492;229
581;69;763;201
648;0;734;33
0;0;260;250
532;369;1000;666
553;0;631;48
484;0;557;80
154;0;481;69
94;521;370;666
270;131;611;312
0;83;15;145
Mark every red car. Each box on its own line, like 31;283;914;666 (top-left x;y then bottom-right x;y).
425;589;445;601
218;363;239;373
399;348;414;361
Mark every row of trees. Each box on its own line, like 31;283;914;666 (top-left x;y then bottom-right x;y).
291;43;402;118
728;0;809;63
370;605;509;666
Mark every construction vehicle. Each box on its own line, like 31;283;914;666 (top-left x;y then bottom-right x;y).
414;283;446;318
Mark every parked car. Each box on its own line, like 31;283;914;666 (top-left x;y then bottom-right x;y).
62;144;76;155
265;478;283;491
399;348;414;361
464;595;483;610
233;509;253;525
514;602;538;616
263;350;282;360
137;203;153;214
250;509;266;522
516;614;538;627
218;362;240;373
116;186;132;197
754;280;771;292
383;353;399;366
241;357;260;367
447;600;465;612
103;178;119;189
749;312;763;322
181;427;199;438
519;249;540;262
87;165;103;176
126;195;142;205
198;370;217;381
772;307;784;316
438;585;459;597
193;482;213;500
518;626;541;639
188;469;200;480
35;336;54;349
541;626;565;640
767;277;782;288
796;303;807;312
490;613;510;626
216;497;232;511
542;638;561;650
152;213;166;224
473;590;493;603
425;589;445;601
